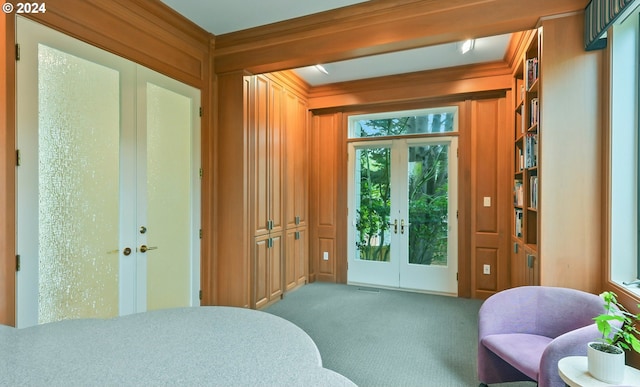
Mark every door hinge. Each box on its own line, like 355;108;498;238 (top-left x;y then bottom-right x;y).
199;229;202;239
16;149;20;166
199;168;203;178
199;107;202;117
456;210;459;219
15;44;20;61
16;255;20;272
456;272;458;281
199;290;202;300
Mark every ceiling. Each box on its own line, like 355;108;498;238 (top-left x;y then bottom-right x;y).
159;0;511;86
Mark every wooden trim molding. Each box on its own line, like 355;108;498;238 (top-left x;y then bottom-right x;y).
0;10;16;326
214;0;589;75
308;61;512;110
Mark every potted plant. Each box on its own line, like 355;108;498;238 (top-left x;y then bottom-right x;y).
588;291;640;383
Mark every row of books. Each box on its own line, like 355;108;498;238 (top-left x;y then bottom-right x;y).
515;209;523;238
514;177;538;209
525;58;539;90
524;133;538;168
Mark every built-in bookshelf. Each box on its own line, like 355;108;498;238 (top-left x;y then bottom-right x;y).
511;28;541;287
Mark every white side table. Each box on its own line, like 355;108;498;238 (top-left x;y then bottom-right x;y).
559;356;640;386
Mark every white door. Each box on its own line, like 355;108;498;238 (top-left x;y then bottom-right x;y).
347;137;458;294
15;17;200;328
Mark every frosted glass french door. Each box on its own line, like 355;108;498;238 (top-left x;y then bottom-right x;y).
347;137;458;294
15;17;200;328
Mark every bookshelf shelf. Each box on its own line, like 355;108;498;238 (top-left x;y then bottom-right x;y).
511;28;541;287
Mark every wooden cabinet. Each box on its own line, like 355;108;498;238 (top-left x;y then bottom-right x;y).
248;74;308;307
254;234;283;309
283;90;308;292
511;28;541;286
285;228;307;291
251;75;283;237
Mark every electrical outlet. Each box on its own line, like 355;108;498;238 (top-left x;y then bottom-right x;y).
483;196;491;207
323;251;329;261
483;264;491;275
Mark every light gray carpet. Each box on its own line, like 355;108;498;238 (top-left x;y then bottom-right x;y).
266;282;536;387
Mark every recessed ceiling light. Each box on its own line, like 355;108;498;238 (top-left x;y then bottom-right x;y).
315;64;329;75
460;39;475;54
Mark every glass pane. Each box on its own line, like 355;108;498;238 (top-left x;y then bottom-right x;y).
355;147;391;261
38;44;120;323
351;109;455;138
407;144;449;266
146;82;192;310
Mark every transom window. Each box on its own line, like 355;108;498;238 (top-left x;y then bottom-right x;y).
348;107;458;139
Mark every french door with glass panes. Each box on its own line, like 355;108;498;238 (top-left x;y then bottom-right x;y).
347;137;458;294
15;17;201;328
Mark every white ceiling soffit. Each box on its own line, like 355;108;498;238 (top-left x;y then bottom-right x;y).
160;0;511;86
160;0;369;35
294;34;512;86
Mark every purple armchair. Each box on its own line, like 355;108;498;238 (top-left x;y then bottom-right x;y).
478;286;606;387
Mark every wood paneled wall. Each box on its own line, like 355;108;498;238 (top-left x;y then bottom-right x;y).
309;113;346;283
470;98;511;299
0;0;213;324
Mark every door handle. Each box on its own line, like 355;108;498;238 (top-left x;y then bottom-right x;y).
401;219;411;234
387;219;398;234
139;245;158;253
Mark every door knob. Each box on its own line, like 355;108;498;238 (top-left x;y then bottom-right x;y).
387;219;398;234
123;247;132;256
401;219;411;234
139;245;158;253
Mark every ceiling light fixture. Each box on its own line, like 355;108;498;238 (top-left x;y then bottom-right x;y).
460;39;475;54
315;64;329;75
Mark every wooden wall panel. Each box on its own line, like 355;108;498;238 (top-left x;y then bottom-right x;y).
470;97;511;299
23;0;211;88
215;72;250;308
309;113;342;283
476;248;498;291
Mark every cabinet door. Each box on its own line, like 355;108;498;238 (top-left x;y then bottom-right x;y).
269;81;284;233
295;227;308;286
285;228;308;292
269;234;283;301
254;236;269;309
285;92;308;229
525;248;540;286
510;238;526;287
252;75;270;236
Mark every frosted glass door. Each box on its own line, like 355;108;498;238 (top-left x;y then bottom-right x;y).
139;73;200;311
16;18;131;327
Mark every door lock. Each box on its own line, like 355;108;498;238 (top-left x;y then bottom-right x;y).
139;245;158;253
388;219;398;234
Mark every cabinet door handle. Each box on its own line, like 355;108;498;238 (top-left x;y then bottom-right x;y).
295;231;300;240
527;254;535;268
295;216;300;225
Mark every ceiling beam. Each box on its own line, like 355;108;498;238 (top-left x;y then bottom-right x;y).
214;0;588;75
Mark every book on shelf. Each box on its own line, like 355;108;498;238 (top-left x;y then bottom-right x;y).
530;97;539;128
524;133;538;168
514;179;524;206
517;147;524;171
515;209;523;238
525;58;539;90
529;176;538;209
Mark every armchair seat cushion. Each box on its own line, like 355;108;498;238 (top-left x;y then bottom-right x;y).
482;333;553;380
